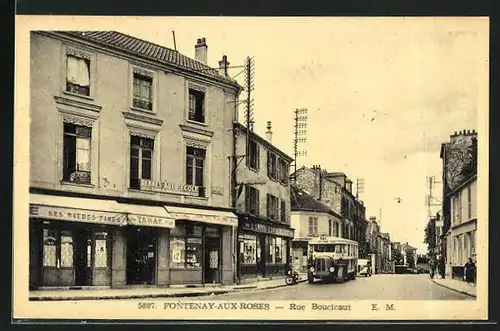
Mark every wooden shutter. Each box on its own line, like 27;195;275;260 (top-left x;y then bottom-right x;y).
267;151;271;176
245;185;250;213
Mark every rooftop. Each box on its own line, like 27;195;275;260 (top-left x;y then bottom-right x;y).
290;185;342;219
53;31;242;89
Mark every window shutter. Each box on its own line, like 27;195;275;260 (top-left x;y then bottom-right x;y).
245;185;250;213
256;188;260;216
267;151;271;176
255;144;260;170
267;193;270;218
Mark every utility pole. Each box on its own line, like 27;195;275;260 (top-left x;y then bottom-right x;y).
292;108;308;182
244;56;255;160
426;176;442;218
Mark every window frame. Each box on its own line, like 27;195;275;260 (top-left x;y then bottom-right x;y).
186;146;207;197
266;194;280;221
267;151;278;180
245;185;260;216
247;137;260;171
169;223;205;270
62;122;92;185
129;134;155;190
308;216;318;236
188;88;206;124
62;46;96;100
133;73;153;111
129;65;157;114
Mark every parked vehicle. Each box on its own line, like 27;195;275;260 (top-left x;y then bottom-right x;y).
357;259;372;277
307;235;358;284
285;270;301;285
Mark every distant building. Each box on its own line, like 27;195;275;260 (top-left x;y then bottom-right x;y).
293;166;368;257
290;185;343;272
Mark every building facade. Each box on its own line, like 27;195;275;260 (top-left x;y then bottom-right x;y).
290;185;343;272
233;122;294;282
29;31;243;289
440;129;477;279
445;176;477;279
293;166;368;257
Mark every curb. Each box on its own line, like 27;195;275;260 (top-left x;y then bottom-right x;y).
234;278;307;293
29;289;233;301
430;279;476;298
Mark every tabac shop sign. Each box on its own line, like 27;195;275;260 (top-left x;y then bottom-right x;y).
29;204;127;226
242;220;294;238
128;214;175;228
140;179;199;196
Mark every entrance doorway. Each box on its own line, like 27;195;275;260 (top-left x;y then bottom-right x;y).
257;235;266;277
204;237;221;284
73;230;93;286
126;227;157;285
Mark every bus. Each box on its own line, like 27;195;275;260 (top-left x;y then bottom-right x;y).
307;235;358;284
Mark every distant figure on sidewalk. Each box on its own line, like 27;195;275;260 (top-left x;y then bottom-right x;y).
429;257;436;279
438;256;445;279
464;258;476;286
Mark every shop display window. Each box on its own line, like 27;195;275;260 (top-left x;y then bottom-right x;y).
275;237;283;264
239;234;257;265
60;231;74;268
43;229;57;267
94;232;108;268
170;223;203;269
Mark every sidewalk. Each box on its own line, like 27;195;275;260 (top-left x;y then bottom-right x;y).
29;274;307;301
431;277;477;298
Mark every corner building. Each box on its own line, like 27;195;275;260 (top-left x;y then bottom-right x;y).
29;31;242;289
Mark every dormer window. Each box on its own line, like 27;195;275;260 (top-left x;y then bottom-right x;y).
66;54;90;96
133;73;153;111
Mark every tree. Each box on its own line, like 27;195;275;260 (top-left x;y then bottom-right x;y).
406;249;416;269
424;218;436;258
392;249;403;265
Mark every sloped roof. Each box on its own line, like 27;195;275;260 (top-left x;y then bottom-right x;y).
56;31;241;88
290;185;342;219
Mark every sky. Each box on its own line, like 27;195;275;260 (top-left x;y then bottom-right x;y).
114;17;487;253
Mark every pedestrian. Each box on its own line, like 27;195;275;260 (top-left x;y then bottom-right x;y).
464;258;476;286
429;257;435;279
438;256;445;279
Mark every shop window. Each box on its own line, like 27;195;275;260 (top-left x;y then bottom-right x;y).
43;229;57;267
66;54;90;96
130;135;154;189
247;137;260;170
267;151;278;180
267;194;279;221
63;123;92;184
133;73;153;111
245;185;259;215
268;237;276;264
282;239;288;264
256;238;262;264
169;223;203;269
239;234;257;265
94;232;108;268
188;89;205;123
60;231;74;268
186;147;206;197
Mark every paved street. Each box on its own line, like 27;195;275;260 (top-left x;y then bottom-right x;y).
171;274;472;301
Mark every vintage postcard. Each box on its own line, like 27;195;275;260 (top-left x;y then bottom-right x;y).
13;15;489;321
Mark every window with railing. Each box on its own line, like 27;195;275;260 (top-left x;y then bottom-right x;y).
130;135;154;189
133;73;153;111
66;54;90;96
63;123;91;184
186;147;206;197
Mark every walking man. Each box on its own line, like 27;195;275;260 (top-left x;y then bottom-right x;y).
464;258;476;286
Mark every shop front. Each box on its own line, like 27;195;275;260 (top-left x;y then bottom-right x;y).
292;237;312;273
165;206;238;286
237;217;294;281
29;194;127;289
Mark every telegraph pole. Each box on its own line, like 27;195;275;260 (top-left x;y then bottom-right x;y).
292;108;308;182
356;178;365;199
426;176;442;217
244;56;255;158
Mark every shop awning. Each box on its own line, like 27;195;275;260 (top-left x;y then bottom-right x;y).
165;206;238;227
121;204;175;228
29;193;127;226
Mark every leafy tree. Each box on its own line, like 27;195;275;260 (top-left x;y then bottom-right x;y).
424;218;436;258
392;248;403;265
406;249;416;269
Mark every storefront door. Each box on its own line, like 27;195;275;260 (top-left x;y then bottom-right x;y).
204;237;221;284
126;227;157;285
257;235;266;277
74;230;93;286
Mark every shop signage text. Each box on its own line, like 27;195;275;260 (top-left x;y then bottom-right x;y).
242;220;294;238
170;212;238;227
128;215;175;228
140;179;199;196
29;205;126;226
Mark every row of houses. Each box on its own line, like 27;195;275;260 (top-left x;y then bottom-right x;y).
28;30;296;289
27;30;414;290
432;129;477;280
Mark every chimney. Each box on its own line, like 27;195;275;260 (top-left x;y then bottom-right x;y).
265;121;273;143
218;55;230;77
195;37;208;64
